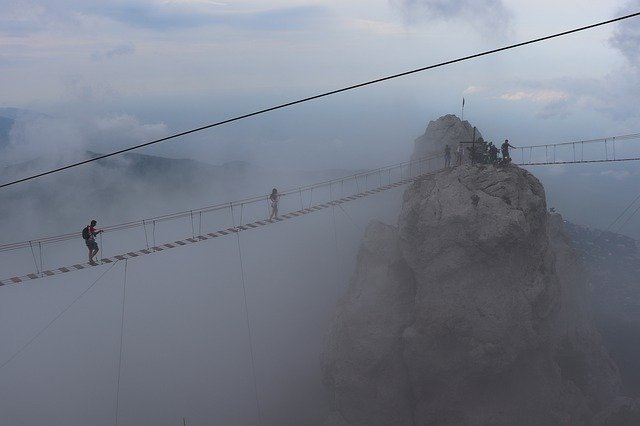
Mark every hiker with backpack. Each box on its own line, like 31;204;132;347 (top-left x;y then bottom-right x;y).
83;220;103;265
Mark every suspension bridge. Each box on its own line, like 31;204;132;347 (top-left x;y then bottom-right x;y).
2;131;640;286
0;153;442;285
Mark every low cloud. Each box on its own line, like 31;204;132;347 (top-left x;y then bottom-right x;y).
600;169;632;181
463;85;484;95
499;89;568;103
91;114;169;149
91;43;136;61
2;112;169;167
391;0;513;39
3;116;86;165
348;19;408;35
495;70;640;121
609;1;640;67
86;1;327;31
62;75;119;102
1;1;327;36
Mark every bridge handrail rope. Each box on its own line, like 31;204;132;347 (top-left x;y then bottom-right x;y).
515;132;640;150
513;132;640;166
0;153;443;253
0;155;443;286
516;157;640;166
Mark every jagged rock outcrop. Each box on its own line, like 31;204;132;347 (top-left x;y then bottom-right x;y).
411;114;480;162
322;164;625;425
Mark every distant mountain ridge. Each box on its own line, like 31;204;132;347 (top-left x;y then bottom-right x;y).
0;107;51;151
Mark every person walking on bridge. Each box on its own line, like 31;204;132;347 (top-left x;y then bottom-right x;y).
83;219;103;265
501;139;516;162
269;188;282;220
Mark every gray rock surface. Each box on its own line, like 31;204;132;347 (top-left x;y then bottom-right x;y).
411;114;480;162
322;164;623;425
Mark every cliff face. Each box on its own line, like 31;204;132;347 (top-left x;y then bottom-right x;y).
322;164;622;425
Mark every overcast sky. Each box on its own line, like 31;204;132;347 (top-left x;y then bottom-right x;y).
2;0;640;167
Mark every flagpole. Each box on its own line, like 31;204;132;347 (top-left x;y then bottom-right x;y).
461;98;465;121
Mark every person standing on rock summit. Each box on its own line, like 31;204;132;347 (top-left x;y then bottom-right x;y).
444;144;451;167
456;144;464;165
501;139;516;162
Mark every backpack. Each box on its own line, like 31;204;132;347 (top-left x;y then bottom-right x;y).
82;226;91;240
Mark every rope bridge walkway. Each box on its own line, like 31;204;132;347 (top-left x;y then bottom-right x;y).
514;133;640;166
0;154;443;286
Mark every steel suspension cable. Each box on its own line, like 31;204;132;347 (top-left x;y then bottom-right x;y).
1;12;639;190
616;202;640;233
230;205;262;425
0;261;121;372
115;260;128;426
606;190;640;232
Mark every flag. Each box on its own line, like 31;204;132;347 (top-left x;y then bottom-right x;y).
462;97;465;107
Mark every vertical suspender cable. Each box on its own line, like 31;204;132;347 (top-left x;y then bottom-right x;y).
38;242;43;275
230;204;262;425
143;220;150;250
190;211;195;238
99;232;104;264
199;212;203;236
0;261;120;372
115;259;128;426
152;221;156;250
29;241;40;275
329;185;341;286
298;189;304;211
